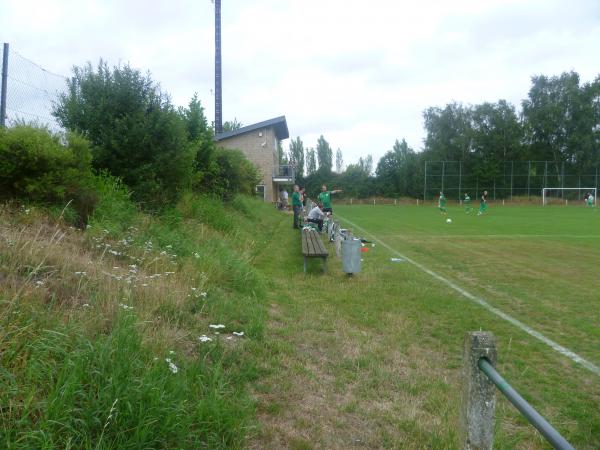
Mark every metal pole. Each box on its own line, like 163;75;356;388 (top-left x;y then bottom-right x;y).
478;358;575;450
423;161;427;201
510;161;514;201
527;161;531;199
0;43;8;127
561;162;565;198
458;161;462;201
441;161;445;194
214;0;223;134
493;178;496;200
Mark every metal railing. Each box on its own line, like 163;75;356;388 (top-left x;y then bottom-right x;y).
273;165;295;179
478;358;574;450
462;332;575;450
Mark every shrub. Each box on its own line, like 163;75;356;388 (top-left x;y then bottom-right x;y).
205;148;260;200
0;126;95;225
54;61;195;208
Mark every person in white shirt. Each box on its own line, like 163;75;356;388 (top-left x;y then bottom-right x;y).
307;203;325;232
281;188;289;209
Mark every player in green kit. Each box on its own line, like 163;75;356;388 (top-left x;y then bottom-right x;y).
478;190;488;215
317;185;342;215
464;193;472;214
438;192;447;215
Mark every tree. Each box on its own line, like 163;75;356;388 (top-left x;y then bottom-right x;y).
335;148;344;173
376;139;418;197
470;100;523;181
306;147;317;176
523;71;598;174
423;102;473;161
181;93;209;141
289;136;305;178
223;118;243;132
316;135;333;174
358;154;373;175
54;61;194;208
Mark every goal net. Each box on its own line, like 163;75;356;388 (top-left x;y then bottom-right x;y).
542;188;597;206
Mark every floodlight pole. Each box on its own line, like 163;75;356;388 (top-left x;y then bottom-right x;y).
214;0;223;135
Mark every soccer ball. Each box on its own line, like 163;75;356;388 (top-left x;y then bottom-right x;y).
446;218;452;223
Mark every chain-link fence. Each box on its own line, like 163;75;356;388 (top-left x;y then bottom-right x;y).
424;161;600;201
1;43;67;131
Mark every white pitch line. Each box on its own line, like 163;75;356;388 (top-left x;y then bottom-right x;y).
337;214;600;376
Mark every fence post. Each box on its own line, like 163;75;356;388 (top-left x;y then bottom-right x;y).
1;43;9;127
424;161;427;201
461;331;497;450
458;161;462;201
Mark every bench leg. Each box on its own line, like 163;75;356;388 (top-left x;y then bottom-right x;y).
304;256;307;273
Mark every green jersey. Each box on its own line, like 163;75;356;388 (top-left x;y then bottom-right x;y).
464;195;471;204
292;191;302;206
439;195;446;207
318;191;332;208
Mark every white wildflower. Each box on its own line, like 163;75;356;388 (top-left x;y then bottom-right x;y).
209;324;225;329
233;331;244;336
119;303;134;311
75;271;87;276
165;358;178;374
82;303;91;308
198;335;212;342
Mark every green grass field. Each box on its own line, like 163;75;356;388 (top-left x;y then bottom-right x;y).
253;203;600;449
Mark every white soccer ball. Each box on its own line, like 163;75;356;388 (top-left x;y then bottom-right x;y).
446;218;452;223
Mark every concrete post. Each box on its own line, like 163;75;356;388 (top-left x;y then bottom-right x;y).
461;331;497;450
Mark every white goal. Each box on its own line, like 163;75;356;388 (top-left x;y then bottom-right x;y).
542;187;597;206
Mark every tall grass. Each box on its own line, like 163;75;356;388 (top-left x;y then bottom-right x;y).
0;191;283;448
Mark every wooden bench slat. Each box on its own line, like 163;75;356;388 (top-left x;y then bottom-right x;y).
302;229;328;257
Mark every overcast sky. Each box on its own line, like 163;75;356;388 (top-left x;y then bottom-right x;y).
2;0;600;167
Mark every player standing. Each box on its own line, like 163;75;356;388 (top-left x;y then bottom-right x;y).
438;192;447;215
464;193;472;214
318;185;342;215
587;192;595;207
477;190;488;215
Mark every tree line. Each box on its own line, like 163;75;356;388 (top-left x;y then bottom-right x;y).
288;71;600;199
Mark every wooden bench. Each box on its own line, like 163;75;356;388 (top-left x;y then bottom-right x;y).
301;229;328;273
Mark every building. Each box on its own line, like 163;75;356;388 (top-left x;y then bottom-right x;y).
215;116;294;202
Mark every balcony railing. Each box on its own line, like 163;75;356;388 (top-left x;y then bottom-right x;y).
273;165;295;182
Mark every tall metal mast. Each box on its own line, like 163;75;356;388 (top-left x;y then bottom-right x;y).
214;0;223;134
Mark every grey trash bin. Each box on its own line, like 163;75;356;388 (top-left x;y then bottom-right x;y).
342;238;361;274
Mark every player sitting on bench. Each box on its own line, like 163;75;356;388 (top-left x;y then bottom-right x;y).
307;203;325;232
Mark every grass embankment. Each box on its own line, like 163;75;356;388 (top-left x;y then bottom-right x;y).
0;181;284;449
251;204;600;449
3;197;599;449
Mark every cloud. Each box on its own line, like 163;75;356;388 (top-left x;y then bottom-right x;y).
2;0;599;165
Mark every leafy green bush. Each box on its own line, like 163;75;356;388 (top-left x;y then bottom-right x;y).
200;148;260;200
0;125;95;225
54;61;195;208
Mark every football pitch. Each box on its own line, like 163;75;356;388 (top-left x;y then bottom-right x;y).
331;203;600;445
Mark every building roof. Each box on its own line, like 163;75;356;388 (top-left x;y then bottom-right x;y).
214;115;289;142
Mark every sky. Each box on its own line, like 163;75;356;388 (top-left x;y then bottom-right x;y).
2;0;600;167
